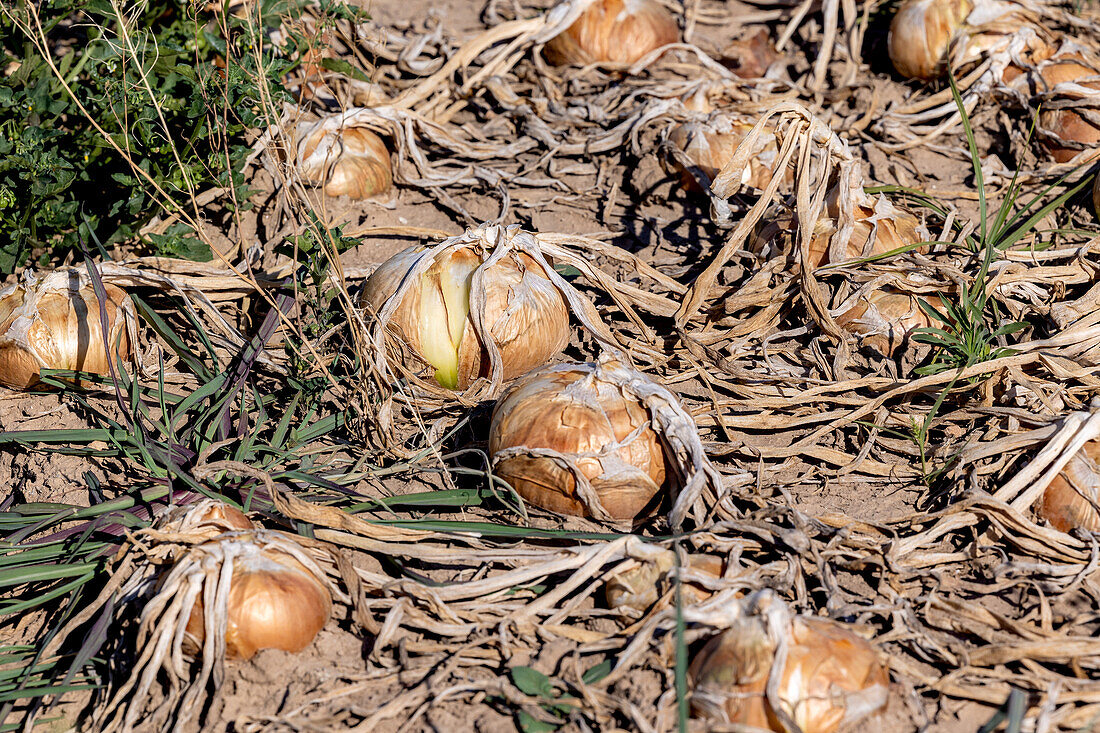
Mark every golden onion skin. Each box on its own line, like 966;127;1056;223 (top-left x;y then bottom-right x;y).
544;0;680;66
489;362;668;520
297;123;392;199
755;186;925;270
836;290;942;356
691;615;889;733
888;0;973;80
606;552;725;612
0;269;131;390
184;540;332;661
667;121;786;193
1038;55;1100;164
361;246;571;390
1037;440;1100;533
808;187;925;268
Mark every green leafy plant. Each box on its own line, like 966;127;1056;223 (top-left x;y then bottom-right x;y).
907;70;1089;478
0;0;301;271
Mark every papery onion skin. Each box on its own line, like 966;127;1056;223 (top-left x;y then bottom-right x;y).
888;0;973;80
489;362;667;520
184;540;331;661
1038;55;1100;164
754;186;925;269
0;269;131;391
836;290;942;356
667;121;786;193
361;246;571;390
1038;440;1100;532
691;615;889;733
298;124;392;199
606;552;725;612
544;0;680;66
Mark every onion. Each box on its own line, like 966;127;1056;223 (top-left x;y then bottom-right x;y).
836;290;942;356
1037;52;1100;164
1093;171;1100;219
691;593;889;732
606;551;725;612
160;499;255;539
489;358;721;523
1037;440;1100;532
0;268;133;390
176;531;332;661
296;119;392;199
888;0;973;80
361;242;571;390
544;0;680;66
667;118;787;193
755;184;926;269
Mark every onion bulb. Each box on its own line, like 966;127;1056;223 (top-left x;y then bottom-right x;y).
667;119;787;193
490;358;721;523
361;241;571;390
296;118;392;199
755;184;927;269
159;500;254;540
0;268;132;390
606;551;725;612
177;531;332;661
1093;171;1100;220
1037;53;1100;163
1037;439;1100;532
691;593;889;732
888;0;973;80
544;0;680;66
836;290;943;356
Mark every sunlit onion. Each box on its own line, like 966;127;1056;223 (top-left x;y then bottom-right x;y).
691;593;889;732
361;242;571;390
0;268;132;390
490;358;722;524
544;0;680;66
297;119;392;199
1037;439;1100;532
490;360;668;519
179;531;332;661
888;0;973;80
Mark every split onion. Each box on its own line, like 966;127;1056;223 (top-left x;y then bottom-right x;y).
179;531;332;661
1037;439;1100;532
888;0;973;80
296;119;393;199
362;242;571;390
691;593;889;732
490;360;667;520
544;0;680;66
0;268;132;390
